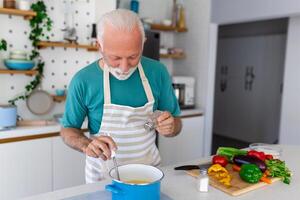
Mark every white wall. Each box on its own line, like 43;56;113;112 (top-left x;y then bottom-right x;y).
279;16;300;145
172;0;211;155
211;0;300;25
173;0;210;110
95;0;117;22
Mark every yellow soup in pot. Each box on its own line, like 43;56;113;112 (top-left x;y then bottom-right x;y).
124;179;151;184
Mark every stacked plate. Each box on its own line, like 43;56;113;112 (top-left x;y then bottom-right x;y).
4;50;35;70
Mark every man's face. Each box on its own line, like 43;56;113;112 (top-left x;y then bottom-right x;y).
100;24;143;74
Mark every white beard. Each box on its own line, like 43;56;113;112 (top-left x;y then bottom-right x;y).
107;64;138;80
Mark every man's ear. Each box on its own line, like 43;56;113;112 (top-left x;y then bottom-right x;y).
96;41;103;52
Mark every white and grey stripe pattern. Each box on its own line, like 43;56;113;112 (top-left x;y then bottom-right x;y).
85;62;161;183
100;101;160;163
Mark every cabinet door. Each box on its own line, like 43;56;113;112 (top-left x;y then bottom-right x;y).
52;136;86;190
214;35;285;143
158;116;204;166
0;138;52;200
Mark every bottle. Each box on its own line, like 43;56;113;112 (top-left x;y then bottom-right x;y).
177;3;187;30
171;0;178;27
91;23;97;46
197;168;209;192
130;0;139;14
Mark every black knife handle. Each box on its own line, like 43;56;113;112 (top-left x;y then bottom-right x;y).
174;165;199;170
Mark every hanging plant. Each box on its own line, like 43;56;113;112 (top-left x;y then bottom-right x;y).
9;0;52;105
0;39;7;51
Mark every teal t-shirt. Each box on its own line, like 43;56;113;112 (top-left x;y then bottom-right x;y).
62;56;181;134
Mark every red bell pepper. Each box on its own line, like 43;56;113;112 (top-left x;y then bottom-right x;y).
247;150;266;161
265;154;274;160
212;155;228;167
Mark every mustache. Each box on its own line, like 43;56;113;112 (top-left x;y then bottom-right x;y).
114;68;130;75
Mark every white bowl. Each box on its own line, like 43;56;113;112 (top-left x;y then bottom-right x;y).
249;143;282;158
10;54;28;60
10;50;27;56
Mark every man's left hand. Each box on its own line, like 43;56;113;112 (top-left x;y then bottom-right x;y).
156;111;177;136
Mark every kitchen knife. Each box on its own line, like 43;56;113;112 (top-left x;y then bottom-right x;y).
174;162;212;170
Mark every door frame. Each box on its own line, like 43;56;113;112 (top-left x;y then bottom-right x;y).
203;23;219;156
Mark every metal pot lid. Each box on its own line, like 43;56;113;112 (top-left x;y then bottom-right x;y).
26;90;54;115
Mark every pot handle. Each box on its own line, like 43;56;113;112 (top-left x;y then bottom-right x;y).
105;184;122;194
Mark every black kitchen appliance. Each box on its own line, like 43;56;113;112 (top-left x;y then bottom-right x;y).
142;31;160;60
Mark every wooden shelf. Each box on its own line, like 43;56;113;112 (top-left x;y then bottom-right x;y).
0;8;36;20
160;53;186;59
150;23;187;32
37;41;98;51
0;69;38;76
52;95;66;103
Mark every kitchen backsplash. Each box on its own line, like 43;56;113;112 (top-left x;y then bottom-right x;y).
0;0;174;120
0;0;100;120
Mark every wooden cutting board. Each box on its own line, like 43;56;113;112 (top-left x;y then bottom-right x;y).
186;164;281;196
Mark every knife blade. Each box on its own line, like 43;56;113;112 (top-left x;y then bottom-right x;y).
174;163;212;171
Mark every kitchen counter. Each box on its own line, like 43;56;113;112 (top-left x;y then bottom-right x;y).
0;108;203;142
0;121;89;142
23;145;300;200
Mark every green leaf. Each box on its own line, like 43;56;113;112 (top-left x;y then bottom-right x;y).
9;0;52;104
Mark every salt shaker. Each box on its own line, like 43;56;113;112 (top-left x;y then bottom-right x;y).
144;110;163;131
197;168;209;192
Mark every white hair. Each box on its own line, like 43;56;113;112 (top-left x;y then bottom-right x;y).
97;9;145;48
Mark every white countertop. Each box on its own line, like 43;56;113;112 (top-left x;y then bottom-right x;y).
0;109;203;140
23;145;300;200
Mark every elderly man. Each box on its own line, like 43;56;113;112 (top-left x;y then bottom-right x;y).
61;9;182;183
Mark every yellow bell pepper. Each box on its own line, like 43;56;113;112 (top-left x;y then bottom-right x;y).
208;164;231;187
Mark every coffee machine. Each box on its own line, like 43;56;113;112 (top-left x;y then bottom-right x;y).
172;76;195;109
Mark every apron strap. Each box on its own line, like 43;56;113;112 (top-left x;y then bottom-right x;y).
137;63;154;102
103;64;111;104
103;62;154;104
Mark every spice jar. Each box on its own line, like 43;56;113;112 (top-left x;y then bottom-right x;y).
197;168;209;192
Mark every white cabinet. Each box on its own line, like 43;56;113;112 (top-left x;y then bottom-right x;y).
0;135;87;199
52;137;86;190
0;138;52;200
158;116;204;166
214;35;285;143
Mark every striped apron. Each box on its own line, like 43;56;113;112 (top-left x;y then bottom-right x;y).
85;62;161;183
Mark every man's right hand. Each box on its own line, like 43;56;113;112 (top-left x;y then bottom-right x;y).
83;136;117;161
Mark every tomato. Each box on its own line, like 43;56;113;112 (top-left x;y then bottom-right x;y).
212;155;228;167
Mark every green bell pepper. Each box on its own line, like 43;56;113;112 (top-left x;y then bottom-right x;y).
216;147;247;162
239;164;263;183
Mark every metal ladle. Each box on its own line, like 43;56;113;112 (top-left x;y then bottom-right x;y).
111;150;120;181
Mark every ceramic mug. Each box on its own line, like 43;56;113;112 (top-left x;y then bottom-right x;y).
55;89;65;96
18;0;31;11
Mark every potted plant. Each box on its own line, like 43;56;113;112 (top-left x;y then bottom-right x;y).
0;39;7;51
0;39;7;68
9;0;52;105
